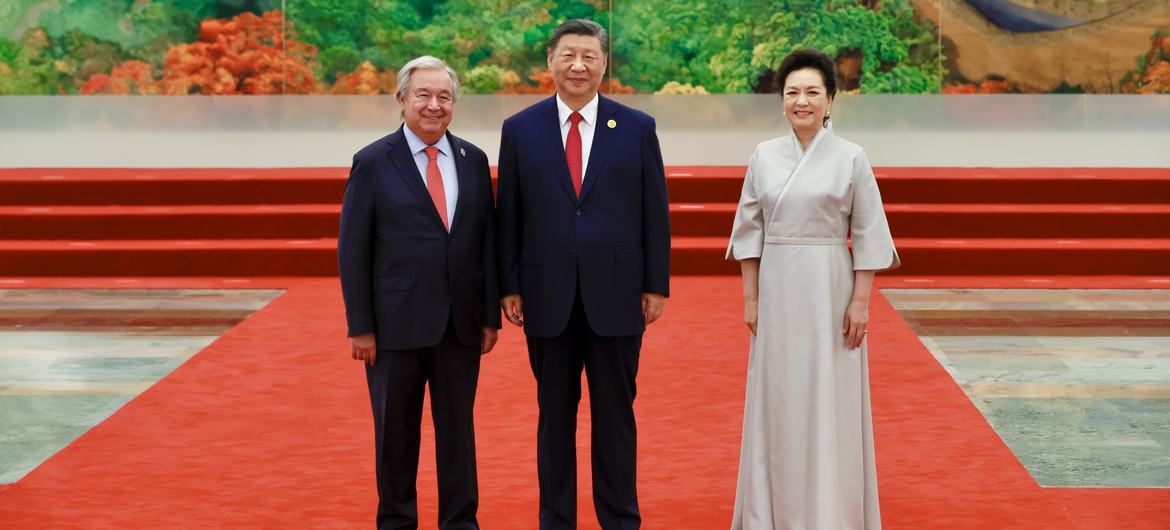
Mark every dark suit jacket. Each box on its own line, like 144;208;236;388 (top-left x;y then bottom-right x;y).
497;95;670;338
338;126;500;351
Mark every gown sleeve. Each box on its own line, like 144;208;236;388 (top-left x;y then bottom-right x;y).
726;149;765;261
849;149;901;272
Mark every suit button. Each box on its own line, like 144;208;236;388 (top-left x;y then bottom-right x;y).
575;209;582;216
570;246;576;254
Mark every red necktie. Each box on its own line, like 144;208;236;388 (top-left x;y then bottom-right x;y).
565;111;583;197
424;146;448;230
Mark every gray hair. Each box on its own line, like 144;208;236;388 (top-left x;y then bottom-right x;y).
548;19;608;55
395;55;461;103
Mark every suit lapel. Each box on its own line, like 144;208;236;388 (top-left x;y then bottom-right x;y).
448;131;473;235
538;97;579;202
579;95;617;204
386;127;447;232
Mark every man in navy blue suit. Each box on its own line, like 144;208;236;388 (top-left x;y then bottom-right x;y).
338;56;500;530
496;19;671;530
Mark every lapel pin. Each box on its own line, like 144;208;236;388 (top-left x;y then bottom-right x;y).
460;147;466;157
607;119;617;129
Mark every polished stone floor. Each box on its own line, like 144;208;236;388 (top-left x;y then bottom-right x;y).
885;289;1170;488
0;289;283;484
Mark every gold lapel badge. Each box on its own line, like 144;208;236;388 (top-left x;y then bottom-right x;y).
607;119;617;129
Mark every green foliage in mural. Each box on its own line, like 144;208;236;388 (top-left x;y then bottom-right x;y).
613;0;939;93
288;0;423;81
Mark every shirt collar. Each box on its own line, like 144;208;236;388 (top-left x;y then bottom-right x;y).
402;123;453;158
556;92;599;127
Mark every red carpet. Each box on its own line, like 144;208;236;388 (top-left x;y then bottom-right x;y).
2;167;1169;276
1;276;1167;529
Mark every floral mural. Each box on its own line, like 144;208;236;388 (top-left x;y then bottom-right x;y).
0;0;1165;95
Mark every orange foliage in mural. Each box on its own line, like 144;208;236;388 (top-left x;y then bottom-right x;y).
80;10;318;95
1121;31;1170;94
500;70;557;94
79;60;161;95
331;61;396;95
162;10;317;95
941;79;1013;94
601;77;636;95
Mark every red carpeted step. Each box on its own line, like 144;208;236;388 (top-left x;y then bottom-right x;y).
0;168;348;206
6;202;1167;241
5;167;1167;205
2;167;1168;276
671;237;1170;276
664;167;1170;204
663;167;746;203
3;237;1168;276
2;204;734;240
0;239;338;276
669;203;737;237
666;167;1170;205
0;205;341;239
893;237;1170;275
0;168;749;206
875;168;1170;204
672;237;738;275
673;203;1170;238
885;203;1170;238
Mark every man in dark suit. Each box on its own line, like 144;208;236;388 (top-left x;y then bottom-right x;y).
338;55;500;530
496;19;671;530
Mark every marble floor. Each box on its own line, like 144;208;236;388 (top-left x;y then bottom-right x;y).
885;288;1170;488
0;288;283;484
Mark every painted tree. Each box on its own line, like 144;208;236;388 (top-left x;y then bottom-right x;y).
1121;30;1170;94
160;10;318;95
79;60;161;95
941;79;1014;94
613;0;940;93
331;60;397;94
288;0;424;84
0;31;70;95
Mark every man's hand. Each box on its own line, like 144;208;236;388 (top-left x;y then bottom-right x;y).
642;293;666;325
350;333;377;366
501;294;524;327
481;326;499;354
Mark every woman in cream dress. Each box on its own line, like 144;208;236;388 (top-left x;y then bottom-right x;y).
726;49;900;530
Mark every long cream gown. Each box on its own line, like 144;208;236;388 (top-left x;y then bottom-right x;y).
726;128;900;530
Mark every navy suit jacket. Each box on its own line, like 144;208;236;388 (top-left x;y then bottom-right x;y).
497;95;670;338
338;126;500;351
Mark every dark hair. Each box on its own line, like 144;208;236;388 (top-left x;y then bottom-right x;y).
548;19;609;55
778;49;837;99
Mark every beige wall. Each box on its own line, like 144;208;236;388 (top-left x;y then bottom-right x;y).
1;94;1168;167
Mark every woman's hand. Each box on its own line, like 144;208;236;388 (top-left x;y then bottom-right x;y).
744;297;759;335
740;259;761;336
843;299;868;350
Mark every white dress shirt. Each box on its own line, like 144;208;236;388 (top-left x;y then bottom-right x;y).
556;92;599;181
403;124;459;225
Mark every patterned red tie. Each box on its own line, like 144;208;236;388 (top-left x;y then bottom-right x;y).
424;146;448;230
565;111;584;197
